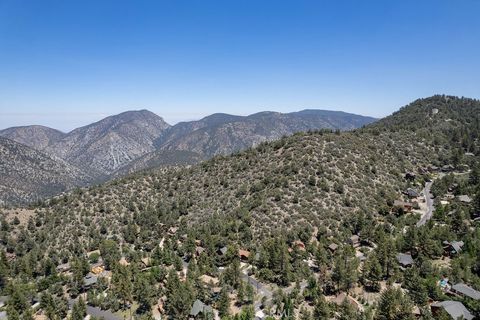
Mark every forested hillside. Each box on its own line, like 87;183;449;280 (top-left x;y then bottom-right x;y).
1;95;480;319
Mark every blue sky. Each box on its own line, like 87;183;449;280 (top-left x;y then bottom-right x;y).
0;0;479;131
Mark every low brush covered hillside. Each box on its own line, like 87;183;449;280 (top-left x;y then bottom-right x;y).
27;123;435;252
2;96;480;319
7;96;477;248
12;96;476;248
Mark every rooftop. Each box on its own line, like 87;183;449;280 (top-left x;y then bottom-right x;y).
396;253;414;267
431;300;474;320
451;283;480;300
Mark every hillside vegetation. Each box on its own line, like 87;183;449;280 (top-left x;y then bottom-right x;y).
1;95;480;320
20;95;477;249
0;137;92;206
0;109;375;205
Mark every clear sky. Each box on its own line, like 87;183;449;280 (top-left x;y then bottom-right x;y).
1;0;479;131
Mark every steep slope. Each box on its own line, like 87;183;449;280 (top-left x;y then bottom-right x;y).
46;110;170;176
24;96;478;251
156;109;377;156
110;149;204;178
0;125;65;150
0;137;92;206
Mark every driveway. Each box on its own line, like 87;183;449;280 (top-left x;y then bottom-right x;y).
240;271;273;311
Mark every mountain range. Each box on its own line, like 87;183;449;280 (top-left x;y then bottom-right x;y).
0;108;376;205
13;95;480;245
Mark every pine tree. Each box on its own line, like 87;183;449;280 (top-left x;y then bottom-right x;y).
111;264;133;313
71;297;87;320
218;287;230;318
237;280;244;305
363;253;383;291
377;287;414;320
246;283;254;304
338;297;358;320
99;239;121;270
134;273;155;313
313;294;330;319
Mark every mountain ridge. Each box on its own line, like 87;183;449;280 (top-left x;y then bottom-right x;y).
0;108;376;205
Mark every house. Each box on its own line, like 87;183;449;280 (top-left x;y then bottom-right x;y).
238;249;251;261
355;251;366;262
255;309;266;320
404;188;420;198
212;287;222;299
55;262;71;273
168;227;178;235
405;172;416;181
412;306;421;318
458;195;473;204
328;243;338;252
396;253;414;268
451;283;480;300
218;246;228;255
141;257;151;268
332;293;363;311
195;247;205;256
431;300;474;320
189;299;212;319
83;273;98;289
119;257;130;266
393;200;413;213
441;165;455;172
91;265;105;275
0;296;8;308
349;235;360;248
443;241;464;255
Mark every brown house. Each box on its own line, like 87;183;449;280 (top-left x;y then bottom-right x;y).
238;249;251;261
349;235;360;248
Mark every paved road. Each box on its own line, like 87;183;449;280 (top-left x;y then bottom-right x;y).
240;271;273;311
416;181;435;227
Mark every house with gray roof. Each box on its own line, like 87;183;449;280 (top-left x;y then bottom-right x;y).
83;272;98;288
431;300;474;320
443;240;464;255
56;262;71;273
189;299;213;319
458;195;473;203
451;283;480;300
404;188;420;198
0;296;8;308
396;253;414;268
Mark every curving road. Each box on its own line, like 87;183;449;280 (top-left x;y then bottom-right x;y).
416;181;435;227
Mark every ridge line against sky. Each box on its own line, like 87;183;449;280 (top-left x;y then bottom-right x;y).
0;107;378;133
0;0;479;131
